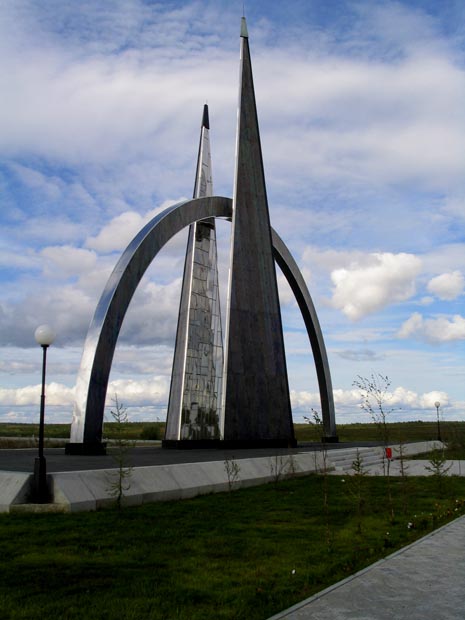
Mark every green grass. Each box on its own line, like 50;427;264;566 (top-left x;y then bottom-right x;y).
295;421;465;444
1;475;465;619
407;446;465;460
2;420;464;442
0;422;166;441
2;421;465;459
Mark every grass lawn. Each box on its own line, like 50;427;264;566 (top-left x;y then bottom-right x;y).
2;420;464;443
1;475;465;620
2;421;465;457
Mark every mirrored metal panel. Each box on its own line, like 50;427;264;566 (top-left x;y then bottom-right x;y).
165;105;224;441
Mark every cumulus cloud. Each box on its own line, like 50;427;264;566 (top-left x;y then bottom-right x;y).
1;0;464;196
0;382;75;406
427;270;464;300
41;245;97;278
398;312;465;343
330;253;421;320
107;376;169;406
0;379;454;423
85;199;182;253
0;375;168;409
86;209;158;253
291;385;450;419
1;0;464;423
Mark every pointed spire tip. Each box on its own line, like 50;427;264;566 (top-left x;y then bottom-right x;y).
240;16;248;38
202;104;210;129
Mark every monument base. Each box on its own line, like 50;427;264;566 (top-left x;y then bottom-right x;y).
323;436;339;444
65;442;107;456
162;438;297;449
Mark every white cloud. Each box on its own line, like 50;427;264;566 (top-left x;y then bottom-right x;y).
85;199;181;253
1;0;465;424
86;210;153;253
427;270;464;300
1;0;464;198
330;252;421;320
0;360;36;374
0;247;40;271
302;247;367;275
398;312;465;343
0;382;75;406
291;385;451;418
9;163;63;200
277;273;296;306
106;376;168;407
418;296;434;306
41;245;97;277
0;376;167;408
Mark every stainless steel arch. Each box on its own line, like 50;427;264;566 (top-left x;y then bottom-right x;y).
69;196;336;448
70;196;232;446
271;230;336;439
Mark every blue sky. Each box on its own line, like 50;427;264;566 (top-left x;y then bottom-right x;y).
0;0;464;426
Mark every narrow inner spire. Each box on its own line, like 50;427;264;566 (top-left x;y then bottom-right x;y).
240;16;248;38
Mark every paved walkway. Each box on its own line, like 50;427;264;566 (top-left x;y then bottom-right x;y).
0;442;380;473
269;515;465;620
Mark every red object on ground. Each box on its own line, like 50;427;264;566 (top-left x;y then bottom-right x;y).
385;447;392;460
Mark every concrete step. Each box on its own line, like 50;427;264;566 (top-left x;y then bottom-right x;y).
327;447;384;472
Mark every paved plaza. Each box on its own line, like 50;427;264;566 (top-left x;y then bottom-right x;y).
269;515;465;620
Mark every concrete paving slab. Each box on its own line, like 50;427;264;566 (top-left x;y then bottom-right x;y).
2;442;462;512
0;443;376;474
3;450;332;512
0;472;31;512
268;515;465;620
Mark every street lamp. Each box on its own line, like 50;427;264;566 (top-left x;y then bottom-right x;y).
34;324;56;503
434;401;441;442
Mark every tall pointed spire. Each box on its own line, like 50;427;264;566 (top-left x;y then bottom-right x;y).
165;104;224;443
222;19;295;445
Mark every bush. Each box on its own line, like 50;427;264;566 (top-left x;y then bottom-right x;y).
140;424;164;440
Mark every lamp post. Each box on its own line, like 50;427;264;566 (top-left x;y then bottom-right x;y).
34;324;56;503
434;401;441;442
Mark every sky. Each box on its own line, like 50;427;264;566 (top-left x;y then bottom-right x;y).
0;0;464;427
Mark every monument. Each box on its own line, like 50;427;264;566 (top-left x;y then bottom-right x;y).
164;104;224;444
66;18;337;455
221;17;294;447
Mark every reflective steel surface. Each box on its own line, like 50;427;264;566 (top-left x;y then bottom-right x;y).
166;105;224;441
70;195;335;445
70;196;231;444
221;20;293;443
271;230;337;439
70;19;336;448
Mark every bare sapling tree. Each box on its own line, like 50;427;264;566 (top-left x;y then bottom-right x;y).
304;409;328;473
353;374;393;450
106;395;133;509
397;438;410;515
269;453;297;486
344;449;368;535
224;455;241;492
305;409;331;548
353;374;395;522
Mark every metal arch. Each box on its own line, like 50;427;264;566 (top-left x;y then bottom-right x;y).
70;196;232;444
271;231;336;439
70;196;336;445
